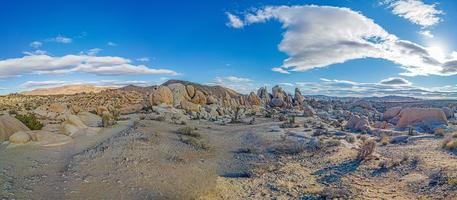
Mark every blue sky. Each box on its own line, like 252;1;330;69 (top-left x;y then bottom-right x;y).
1;0;457;98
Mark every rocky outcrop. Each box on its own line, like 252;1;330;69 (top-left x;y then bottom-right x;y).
294;88;305;105
247;92;261;106
148;86;174;106
442;107;454;119
396;108;448;130
345;115;371;132
61;115;89;137
180;100;200;113
167;83;191;107
78;112;102;127
9;131;32;144
96;106;109;116
190;90;207;105
382;107;402;121
0;115;30;141
351;100;373;110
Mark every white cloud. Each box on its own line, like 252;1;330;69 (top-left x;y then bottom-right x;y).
136;57;150;62
52;35;73;44
107;41;118;46
418;30;433;38
22;50;48;56
30;41;42;49
228;5;457;76
297;78;457;99
0;54;178;78
379;77;412;86
226;12;245;28
212;76;258;94
19;80;69;88
87;48;103;56
272;67;290;74
386;0;443;28
224;76;251;83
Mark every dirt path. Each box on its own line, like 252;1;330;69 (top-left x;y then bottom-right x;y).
0;120;134;199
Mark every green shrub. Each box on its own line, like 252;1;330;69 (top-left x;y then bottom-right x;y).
15;113;43;130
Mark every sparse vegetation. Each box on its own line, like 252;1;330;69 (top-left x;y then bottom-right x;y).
357;140;376;160
179;136;210;150
177;126;200;138
15;113;43;130
345;135;356;143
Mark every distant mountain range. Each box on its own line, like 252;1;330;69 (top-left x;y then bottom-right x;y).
21;84;113;96
307;95;421;102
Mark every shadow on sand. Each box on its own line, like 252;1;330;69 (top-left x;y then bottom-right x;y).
313;159;362;185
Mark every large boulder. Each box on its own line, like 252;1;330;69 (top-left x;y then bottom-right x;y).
383;107;402;121
28;130;72;147
270;98;286;108
272;85;286;99
303;105;315;117
48;103;66;113
396;108;448;130
167;83;191;107
0;115;30;141
442;107;454;119
180;100;200;113
96;106;109;116
9;131;32;144
61;115;88;137
190;90;207;105
186;85;196;98
120;103;144;115
345;115;371;132
294;88;305;105
148;86;174;106
78;112;102;127
247;92;261;106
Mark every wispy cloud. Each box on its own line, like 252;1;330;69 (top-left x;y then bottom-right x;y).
225;12;244;28
212;76;258;94
136;57;150;62
384;0;443;28
227;5;457;76
0;54;178;78
46;35;72;44
379;77;412;86
107;41;118;46
87;48;103;56
30;41;42;49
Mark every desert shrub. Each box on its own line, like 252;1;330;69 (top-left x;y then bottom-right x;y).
177;126;200;138
8;110;17;115
153;115;166;121
434;127;446;136
278;114;287;121
269;142;306;155
325;139;342;147
357;140;376;160
429;170;448;186
15;113;43;130
443;139;457;151
101;113;116;127
378;135;389;146
345;135;356;143
179;136;210;150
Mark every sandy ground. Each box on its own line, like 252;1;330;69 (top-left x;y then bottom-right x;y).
1;116;457;199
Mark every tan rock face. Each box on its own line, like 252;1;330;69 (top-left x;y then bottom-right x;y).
180;100;200;113
78;112;102;127
167;83;191;107
61;115;88;137
383;107;402;120
119;103;144;115
345;115;371;132
0;115;30;141
9;131;32;144
186;85;196;98
191;90;207;105
96;106;109;116
247;92;261;106
149;86;174;106
396;108;447;129
49;103;66;113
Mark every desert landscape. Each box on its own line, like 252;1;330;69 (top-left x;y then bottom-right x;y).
2;0;457;199
1;80;456;199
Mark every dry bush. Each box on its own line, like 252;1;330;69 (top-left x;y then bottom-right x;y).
325;139;342;147
177;126;200;138
179;136;210;150
357;140;376;160
345;135;356;143
378;134;390;146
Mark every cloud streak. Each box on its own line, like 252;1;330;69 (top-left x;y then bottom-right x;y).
228;5;457;76
0;54;178;78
